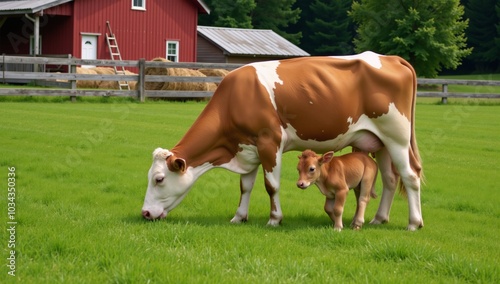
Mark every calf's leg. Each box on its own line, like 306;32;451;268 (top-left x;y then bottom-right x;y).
351;174;376;230
324;189;348;231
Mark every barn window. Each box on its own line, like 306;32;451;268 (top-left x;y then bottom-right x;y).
132;0;146;10
166;41;179;62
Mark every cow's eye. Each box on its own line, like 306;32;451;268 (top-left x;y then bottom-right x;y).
309;166;315;173
155;177;164;184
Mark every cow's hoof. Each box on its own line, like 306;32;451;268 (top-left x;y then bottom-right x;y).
266;218;281;227
369;216;388;225
407;221;423;231
230;215;247;224
351;224;362;230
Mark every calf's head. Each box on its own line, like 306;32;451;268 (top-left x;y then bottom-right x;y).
296;150;334;189
141;148;192;220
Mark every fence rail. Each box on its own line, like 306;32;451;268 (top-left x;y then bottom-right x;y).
1;55;499;103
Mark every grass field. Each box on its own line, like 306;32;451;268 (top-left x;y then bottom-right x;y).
1;99;499;283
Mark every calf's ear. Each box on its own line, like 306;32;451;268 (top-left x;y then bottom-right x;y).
320;151;334;164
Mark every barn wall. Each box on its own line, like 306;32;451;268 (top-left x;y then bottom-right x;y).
72;0;199;62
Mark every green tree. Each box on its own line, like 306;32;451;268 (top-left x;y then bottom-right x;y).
465;0;500;71
252;0;302;45
307;0;354;55
350;0;472;77
199;0;302;45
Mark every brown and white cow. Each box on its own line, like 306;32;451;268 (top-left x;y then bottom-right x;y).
142;51;424;230
296;150;378;231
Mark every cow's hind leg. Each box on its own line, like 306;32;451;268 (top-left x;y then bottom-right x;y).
231;167;259;224
391;146;424;231
371;147;398;225
387;145;423;231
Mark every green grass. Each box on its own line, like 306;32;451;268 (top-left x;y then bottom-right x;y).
0;100;499;283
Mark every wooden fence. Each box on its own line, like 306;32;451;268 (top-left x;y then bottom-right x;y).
1;55;500;103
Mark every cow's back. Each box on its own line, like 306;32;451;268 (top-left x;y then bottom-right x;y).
272;55;415;142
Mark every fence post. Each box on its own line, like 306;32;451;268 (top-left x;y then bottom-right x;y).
70;64;77;102
138;58;145;102
441;83;448;104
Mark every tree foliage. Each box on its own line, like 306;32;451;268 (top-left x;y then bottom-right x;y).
198;0;301;44
464;0;500;72
306;0;354;55
350;0;472;77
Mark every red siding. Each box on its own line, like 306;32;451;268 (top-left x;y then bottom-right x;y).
72;0;200;62
0;0;202;64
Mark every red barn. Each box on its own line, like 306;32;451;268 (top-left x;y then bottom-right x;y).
0;0;209;64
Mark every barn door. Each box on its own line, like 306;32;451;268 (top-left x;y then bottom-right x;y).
81;35;97;68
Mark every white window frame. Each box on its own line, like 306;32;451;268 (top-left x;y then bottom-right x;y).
166;41;179;62
132;0;146;11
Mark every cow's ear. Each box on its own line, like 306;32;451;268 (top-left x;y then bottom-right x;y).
173;158;187;173
320;151;334;164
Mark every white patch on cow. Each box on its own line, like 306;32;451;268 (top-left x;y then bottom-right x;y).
283;102;410;153
250;60;283;110
331;51;382;69
219;144;260;174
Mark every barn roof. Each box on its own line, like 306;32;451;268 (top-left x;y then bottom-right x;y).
0;0;73;15
197;26;309;57
0;0;210;15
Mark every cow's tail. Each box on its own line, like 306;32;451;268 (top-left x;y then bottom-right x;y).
398;59;424;196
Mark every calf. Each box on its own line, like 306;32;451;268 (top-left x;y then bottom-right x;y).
296;149;378;231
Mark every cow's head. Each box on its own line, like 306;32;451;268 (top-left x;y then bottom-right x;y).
296;150;334;189
141;148;192;220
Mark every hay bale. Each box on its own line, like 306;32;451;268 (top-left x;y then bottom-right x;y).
141;57;217;91
92;67;117;89
198;68;230;78
143;57;169;90
76;67;98;88
77;67;137;90
124;70;137;90
164;67;217;91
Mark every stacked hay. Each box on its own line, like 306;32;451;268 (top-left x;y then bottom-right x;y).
197;68;229;86
76;67;137;89
197;68;230;77
142;57;218;92
76;67;99;88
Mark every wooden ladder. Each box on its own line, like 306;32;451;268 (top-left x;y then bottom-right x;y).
105;21;130;90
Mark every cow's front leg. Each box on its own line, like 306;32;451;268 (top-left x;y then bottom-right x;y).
231;167;259;224
264;168;283;226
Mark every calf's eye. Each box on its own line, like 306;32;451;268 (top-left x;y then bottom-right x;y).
309;166;315;172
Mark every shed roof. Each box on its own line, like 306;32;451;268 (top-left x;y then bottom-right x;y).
0;0;209;15
0;0;73;15
198;26;309;57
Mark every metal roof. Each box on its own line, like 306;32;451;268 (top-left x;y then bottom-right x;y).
0;0;209;15
198;26;309;57
0;0;73;15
